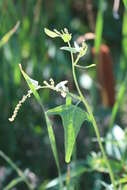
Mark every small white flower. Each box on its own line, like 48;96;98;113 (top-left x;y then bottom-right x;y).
55;80;68;91
55;80;68;97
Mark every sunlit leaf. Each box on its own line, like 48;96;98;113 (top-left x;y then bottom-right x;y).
123;184;127;190
123;0;127;10
44;28;59;38
19;64;41;105
0;21;20;48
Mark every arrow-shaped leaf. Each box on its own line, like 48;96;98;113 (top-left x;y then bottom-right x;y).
47;104;90;163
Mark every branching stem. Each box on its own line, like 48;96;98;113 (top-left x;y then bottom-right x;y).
68;42;116;190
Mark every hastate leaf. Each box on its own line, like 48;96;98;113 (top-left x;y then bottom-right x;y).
47;104;90;163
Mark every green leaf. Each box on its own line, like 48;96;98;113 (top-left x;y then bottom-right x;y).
19;64;41;105
60;46;77;53
88;152;123;174
45;113;60;169
110;76;127;129
45;113;63;189
44;28;59;38
94;0;104;54
47;104;89;163
4;177;23;190
66;96;72;106
0;21;20;48
123;0;127;10
123;184;127;190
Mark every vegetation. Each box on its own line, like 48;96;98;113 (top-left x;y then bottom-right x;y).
0;0;127;189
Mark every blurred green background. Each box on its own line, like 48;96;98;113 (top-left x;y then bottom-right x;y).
0;0;127;189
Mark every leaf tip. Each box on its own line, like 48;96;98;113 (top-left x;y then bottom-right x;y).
19;63;22;70
65;156;71;163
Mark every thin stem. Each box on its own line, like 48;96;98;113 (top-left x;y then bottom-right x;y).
75;64;96;70
66;164;71;190
40;105;63;190
68;42;116;190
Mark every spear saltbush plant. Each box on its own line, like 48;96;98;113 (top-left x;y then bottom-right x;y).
9;28;117;190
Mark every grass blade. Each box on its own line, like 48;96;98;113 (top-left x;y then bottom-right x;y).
45;113;63;189
110;76;127;129
0;21;20;48
4;177;23;190
19;64;41;105
0;151;33;190
94;0;104;55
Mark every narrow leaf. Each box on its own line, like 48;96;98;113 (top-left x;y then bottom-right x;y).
44;28;59;38
0;151;32;190
123;0;127;10
45;113;60;168
45;113;63;189
4;177;23;190
94;0;104;55
0;21;20;48
110;76;127;129
60;46;77;53
19;64;41;105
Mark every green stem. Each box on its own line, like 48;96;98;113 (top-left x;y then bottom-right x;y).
66;164;71;190
75;64;96;70
68;42;116;190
